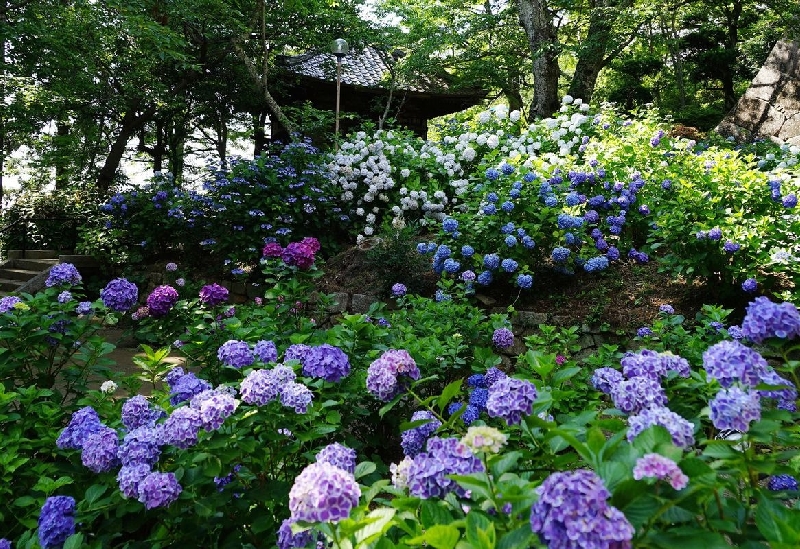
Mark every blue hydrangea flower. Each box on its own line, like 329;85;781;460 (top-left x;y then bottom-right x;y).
607;247;620;261
401;411;442;457
483;204;497;215
544;195;558;207
551;247;570;263
485;168;500;181
38;496;76;549
45;263;82;288
530;470;634;549
522;236;536;249
477;271;493;285
280;382;313;413
483;254;500;270
783;194;797;208
768;474;798;491
501;201;514;212
517;274;533;289
302;344;351;383
742;278;758;293
500;163;515;175
119;425;162;467
442;217;458;233
758;369;797;411
486;377;537;425
56;406;104;450
467;374;487;388
100;278;139;312
723;241;740;253
468;388;489;411
316;442;358;474
584;256;609;272
443;258;461;273
406;437;484;498
137;471;182;509
637;326;653;338
167;369;212;405
501;258;518;272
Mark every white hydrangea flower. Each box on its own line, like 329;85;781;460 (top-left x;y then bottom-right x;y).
356;208;365;216
562;95;574;104
487;135;500;149
580;103;590;111
478;111;492;124
366;213;376;224
400;168;410;178
510;110;521;122
363;226;374;236
100;380;118;394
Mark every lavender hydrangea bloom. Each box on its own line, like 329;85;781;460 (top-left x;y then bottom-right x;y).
284;343;312;363
768;474;798;491
75;301;92;315
57;291;72;303
740;296;800;343
610;376;667;414
121;395;163;430
167;370;212;405
137;471;182;509
366;349;421;401
277;519;317;549
45;263;82;287
633;453;689;490
289;462;361;523
401;411;442;457
253;340;278;363
81;426;120;473
530;469;634;549
392;283;407;297
637;326;653;337
627;406;695;448
0;539;10;549
486;377;537;425
723;241;740;253
758;370;797;411
0;295;22;313
302;344;351;382
119;426;162;466
117;463;151;499
406;437;484;499
316;443;357;474
621;350;667;379
742;278;758;293
217;340;255;369
702;340;769;388
492;327;514;349
710;387;761;432
281;382;314;413
57;406;104;449
240;369;282;405
162;406;203;448
484;367;508;387
659;304;675;314
100;278;139;312
199;283;229;306
192;391;237;431
38;496;76;549
145;285;179;318
591;368;624;394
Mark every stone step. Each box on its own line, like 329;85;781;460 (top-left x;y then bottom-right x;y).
0;278;24;292
13;258;59;271
5;250;60;260
0;267;41;282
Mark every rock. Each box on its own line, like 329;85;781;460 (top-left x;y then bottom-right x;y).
475;294;496;306
350;293;375;314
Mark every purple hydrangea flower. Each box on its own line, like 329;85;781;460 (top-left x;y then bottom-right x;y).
38;496;76;549
277;519;317;549
710;386;761;432
56;406;104;450
45;263;82;288
281;382;313;413
145;285;179;317
57;291;72;303
316;443;357;474
119;426;162;467
137;471;182;509
492;327;514;349
768;474;798;491
303;344;351;382
742;278;758;293
217;340;255;369
117;463;151;499
741;296;800;343
167;369;212;405
702;340;769;387
723;241;740;253
782;194;798;208
591;367;624;394
284;343;312;363
486;377;537;425
637;326;653;338
401;411;442;457
659;304;675;314
162;406;203;449
610;376;667;414
484;367;508;387
627;406;695;448
758;369;797;411
75;301;92;315
253;340;278;363
100;278;139;312
165;262;178;272
192;390;237;431
392;283;407;297
406;437;484;499
366;349;421;401
530;469;634;549
240;368;283;405
0;539;10;549
81;426;120;473
289;462;361;523
199;283;229;306
633;453;688;490
708;227;722;241
0;295;22;313
121;395;163;430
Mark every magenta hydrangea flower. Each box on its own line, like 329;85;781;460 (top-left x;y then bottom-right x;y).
366;349;421;401
145;285;179;317
45;263;82;287
486;377;537;425
137;471;182;509
199;283;229;306
300;237;321;253
100;278;139;312
530;469;634;549
262;242;283;258
289;462;361;523
316;443;357;474
302;344;351;383
282;240;316;270
633;453;688;490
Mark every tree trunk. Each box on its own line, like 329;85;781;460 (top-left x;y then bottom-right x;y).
518;0;561;118
722;0;743;111
253;111;268;157
96;104;156;195
568;7;613;103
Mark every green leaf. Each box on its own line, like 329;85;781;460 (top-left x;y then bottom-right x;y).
62;533;85;549
497;525;535;549
355;508;396;547
437;380;463;413
465;513;495;549
755;491;800;544
406;524;460;549
354;461;376;480
84;484;107;506
420;500;454;528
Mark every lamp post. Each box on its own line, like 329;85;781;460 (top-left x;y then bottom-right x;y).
330;38;349;149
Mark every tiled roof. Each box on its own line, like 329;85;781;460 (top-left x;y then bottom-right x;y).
282;47;446;93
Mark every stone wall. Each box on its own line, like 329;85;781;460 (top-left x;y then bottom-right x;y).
716;39;800;145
